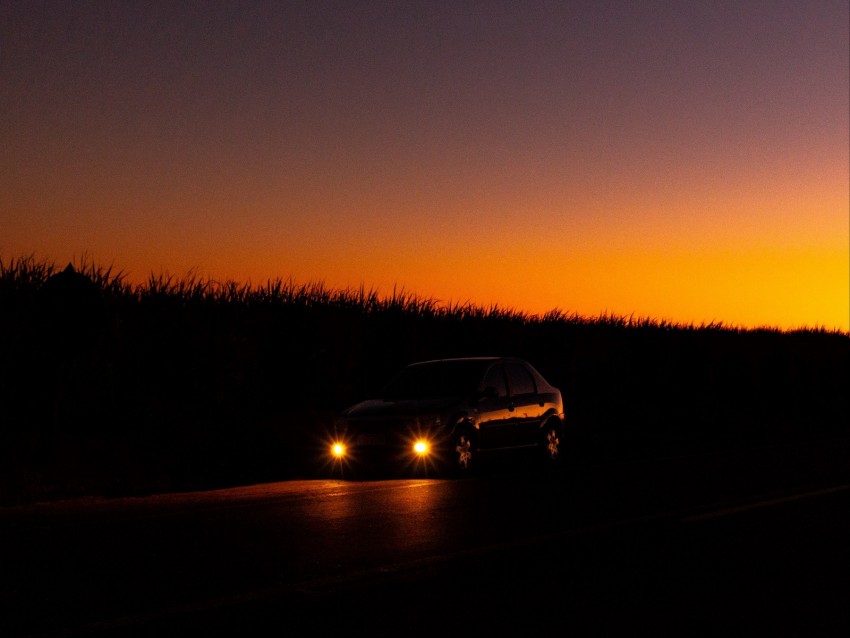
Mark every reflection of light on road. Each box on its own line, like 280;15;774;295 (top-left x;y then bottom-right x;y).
308;481;451;556
383;482;450;551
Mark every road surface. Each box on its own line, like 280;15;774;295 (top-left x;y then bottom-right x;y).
2;435;849;637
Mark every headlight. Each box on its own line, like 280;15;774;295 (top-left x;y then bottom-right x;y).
331;442;347;458
413;439;430;455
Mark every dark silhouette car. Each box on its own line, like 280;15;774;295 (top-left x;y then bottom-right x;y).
328;357;565;475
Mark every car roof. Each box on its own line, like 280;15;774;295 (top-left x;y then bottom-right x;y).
407;357;525;365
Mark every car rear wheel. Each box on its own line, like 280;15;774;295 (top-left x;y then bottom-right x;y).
539;421;562;465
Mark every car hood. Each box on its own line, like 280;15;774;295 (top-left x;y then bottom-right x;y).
342;397;465;419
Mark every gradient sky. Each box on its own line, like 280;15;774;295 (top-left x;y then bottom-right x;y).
3;1;848;330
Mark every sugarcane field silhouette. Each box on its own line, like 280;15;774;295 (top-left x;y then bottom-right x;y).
1;255;848;506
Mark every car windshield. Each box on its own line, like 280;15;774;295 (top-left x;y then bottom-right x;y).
379;360;490;400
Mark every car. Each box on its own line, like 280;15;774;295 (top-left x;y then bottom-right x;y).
327;357;565;476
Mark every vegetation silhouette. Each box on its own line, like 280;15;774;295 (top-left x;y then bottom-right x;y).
1;254;848;505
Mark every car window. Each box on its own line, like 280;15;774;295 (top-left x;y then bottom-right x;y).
505;363;537;397
481;364;507;398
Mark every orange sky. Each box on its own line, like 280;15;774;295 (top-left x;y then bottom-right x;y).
2;2;848;331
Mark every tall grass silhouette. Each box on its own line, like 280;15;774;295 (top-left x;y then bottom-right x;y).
1;254;848;504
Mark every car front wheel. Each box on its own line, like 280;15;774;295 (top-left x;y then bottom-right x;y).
451;432;476;474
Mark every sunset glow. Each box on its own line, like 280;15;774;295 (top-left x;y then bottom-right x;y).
2;1;847;330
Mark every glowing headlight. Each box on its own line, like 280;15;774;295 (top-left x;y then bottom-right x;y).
413;440;430;455
331;443;346;458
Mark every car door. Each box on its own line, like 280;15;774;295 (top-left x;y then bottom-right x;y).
503;362;545;447
475;363;514;450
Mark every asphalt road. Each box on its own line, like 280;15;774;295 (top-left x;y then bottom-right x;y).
2;435;849;637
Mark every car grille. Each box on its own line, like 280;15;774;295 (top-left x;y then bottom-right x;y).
345;416;441;457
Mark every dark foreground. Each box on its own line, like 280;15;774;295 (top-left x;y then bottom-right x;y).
2;434;849;638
